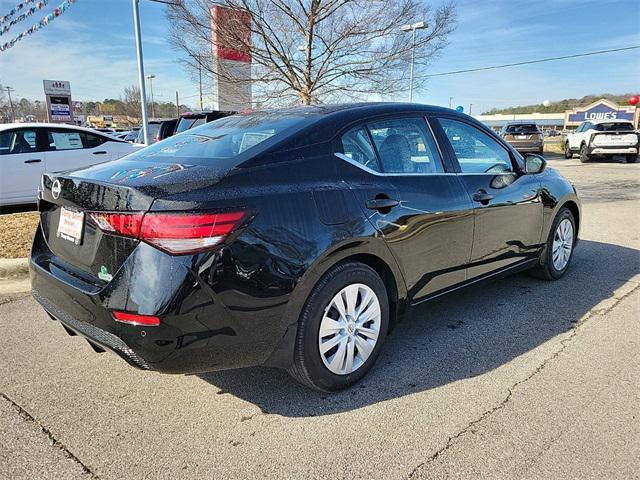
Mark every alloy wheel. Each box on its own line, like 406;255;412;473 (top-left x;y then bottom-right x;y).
318;283;381;375
552;218;574;271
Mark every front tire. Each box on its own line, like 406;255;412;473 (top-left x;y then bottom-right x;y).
529;207;576;280
579;143;590;163
288;262;389;391
625;154;638;163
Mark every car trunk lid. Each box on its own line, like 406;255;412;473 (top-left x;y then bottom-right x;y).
37;158;230;284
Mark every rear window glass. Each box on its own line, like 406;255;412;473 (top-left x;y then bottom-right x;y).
175;117;204;134
126;112;316;164
594;122;634;132
505;124;540;133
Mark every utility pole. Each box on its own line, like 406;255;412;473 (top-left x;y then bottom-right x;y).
198;60;203;110
146;74;156;119
5;86;16;122
175;91;180;117
400;22;428;103
131;0;149;144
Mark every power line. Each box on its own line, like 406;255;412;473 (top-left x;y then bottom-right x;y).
417;45;640;79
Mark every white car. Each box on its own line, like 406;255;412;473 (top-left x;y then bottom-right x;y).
0;123;141;206
564;119;638;163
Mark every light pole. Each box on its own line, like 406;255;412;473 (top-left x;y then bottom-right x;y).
449;96;453;109
131;0;149;144
400;21;427;103
146;74;156;118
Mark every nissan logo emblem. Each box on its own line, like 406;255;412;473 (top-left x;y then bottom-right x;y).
51;180;61;200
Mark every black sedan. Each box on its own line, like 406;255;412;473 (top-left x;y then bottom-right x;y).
30;103;580;391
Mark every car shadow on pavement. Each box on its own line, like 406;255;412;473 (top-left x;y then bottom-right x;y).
199;239;639;417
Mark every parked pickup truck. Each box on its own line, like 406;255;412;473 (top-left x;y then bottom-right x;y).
565;119;638;163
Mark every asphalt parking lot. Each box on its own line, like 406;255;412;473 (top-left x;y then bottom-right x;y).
1;153;638;479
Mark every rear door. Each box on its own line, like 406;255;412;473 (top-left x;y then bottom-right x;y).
44;128;112;173
434;115;544;279
336;116;474;303
0;127;46;204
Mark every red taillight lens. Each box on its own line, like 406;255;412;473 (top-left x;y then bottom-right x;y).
90;210;246;255
112;311;160;326
140;211;245;254
89;212;144;237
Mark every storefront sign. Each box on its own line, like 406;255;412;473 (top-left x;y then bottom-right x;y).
43;79;73;123
564;99;637;127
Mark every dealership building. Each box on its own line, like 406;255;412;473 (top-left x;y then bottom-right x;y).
474;99;639;132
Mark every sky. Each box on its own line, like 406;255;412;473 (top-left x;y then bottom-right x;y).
0;0;638;113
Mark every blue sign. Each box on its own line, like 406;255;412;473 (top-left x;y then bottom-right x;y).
567;100;635;123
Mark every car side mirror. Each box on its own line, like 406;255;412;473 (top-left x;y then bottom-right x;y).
524;154;546;174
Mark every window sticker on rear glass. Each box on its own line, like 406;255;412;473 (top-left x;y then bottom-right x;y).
239;132;275;153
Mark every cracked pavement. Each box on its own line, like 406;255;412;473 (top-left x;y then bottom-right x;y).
1;154;639;479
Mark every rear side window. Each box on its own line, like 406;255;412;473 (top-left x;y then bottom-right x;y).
48;130;83;151
439;118;513;174
340;126;380;172
367;117;443;174
0;129;38;155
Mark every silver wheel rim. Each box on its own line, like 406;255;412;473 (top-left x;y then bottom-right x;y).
318;283;381;375
552;218;574;271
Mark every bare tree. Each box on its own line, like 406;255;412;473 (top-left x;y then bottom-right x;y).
166;0;456;106
120;85;143;125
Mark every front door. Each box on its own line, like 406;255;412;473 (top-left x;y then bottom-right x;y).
435;116;544;279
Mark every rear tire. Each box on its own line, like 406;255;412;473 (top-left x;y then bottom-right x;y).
564;142;572;159
529;207;576;281
625;154;638;163
288;262;389;391
579;143;590;163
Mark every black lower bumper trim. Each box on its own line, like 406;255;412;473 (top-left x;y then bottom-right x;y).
32;289;151;370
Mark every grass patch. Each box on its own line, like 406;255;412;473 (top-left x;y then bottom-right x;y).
0;212;39;258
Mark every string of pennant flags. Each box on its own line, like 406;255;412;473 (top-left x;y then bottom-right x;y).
0;0;40;24
1;1;49;36
0;0;76;52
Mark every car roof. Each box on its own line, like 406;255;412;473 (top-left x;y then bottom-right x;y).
0;122;114;135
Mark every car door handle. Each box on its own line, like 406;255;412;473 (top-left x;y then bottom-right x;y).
472;190;494;204
24;159;42;164
366;198;400;211
92;151;108;155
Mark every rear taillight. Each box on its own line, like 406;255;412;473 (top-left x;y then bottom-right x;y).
89;211;246;255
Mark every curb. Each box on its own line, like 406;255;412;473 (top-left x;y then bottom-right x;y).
0;258;29;280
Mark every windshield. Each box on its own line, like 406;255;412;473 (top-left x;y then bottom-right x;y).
505;124;540;134
124;111;318;165
594;122;634;132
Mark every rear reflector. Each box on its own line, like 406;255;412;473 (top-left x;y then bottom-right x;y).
113;311;160;326
89;210;246;255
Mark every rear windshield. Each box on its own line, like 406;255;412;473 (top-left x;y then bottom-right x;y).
175;116;206;134
505;124;540;134
136;123;162;143
594;122;634;132
125;112;317;164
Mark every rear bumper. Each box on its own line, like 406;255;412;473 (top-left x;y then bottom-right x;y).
588;145;638;155
30;225;287;374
